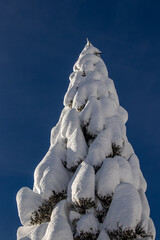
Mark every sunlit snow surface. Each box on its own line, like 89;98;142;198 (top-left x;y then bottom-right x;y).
17;41;155;240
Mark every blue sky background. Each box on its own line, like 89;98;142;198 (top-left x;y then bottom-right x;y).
0;0;159;239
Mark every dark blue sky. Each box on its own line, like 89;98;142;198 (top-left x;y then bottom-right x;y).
0;0;159;239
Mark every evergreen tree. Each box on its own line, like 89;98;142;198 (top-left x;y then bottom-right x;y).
17;40;156;240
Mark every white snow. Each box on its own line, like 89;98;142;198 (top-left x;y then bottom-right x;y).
79;41;102;60
80;59;96;73
50;107;68;146
17;40;155;240
70;162;95;206
106;116;126;147
147;217;156;239
16;187;44;226
43;200;73;240
96;158;120;198
79;97;127;137
17;225;35;240
77;53;100;70
104;183;142;231
115;156;133;184
69;210;82;223
93;60;108;80
143;238;153;240
61;108;80;139
139;218;149;235
128;154;147;192
139;189;150;221
121;139;134;160
17;223;48;240
76;213;99;235
95;196;104;214
33;143;70;199
139;169;147;192
97;229;111;240
128;154;141;189
73;81;110;112
70;71;86;86
66;128;88;169
86;115;126;167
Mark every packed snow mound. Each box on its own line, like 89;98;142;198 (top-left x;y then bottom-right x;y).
139;189;150;221
66;72;119;106
147;217;156;239
75;213;99;237
61;108;80;139
70;162;95;207
50;107;68;146
115;156;133;184
80;40;102;57
139;168;147;192
96;158;120;198
80;96;127;136
86;115;126;167
17;200;73;240
121;139;134;160
43;200;73;240
97;229;110;240
104;183;142;231
43;216;73;240
66;128;88;170
17;187;44;226
69;210;82;223
33;144;70;199
17;223;48;240
128;154;140;188
64;41;122;110
95;196;105;215
136;217;156;240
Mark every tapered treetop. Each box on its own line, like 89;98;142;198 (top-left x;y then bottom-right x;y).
17;41;155;240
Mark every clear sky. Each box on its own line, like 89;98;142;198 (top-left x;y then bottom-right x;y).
0;0;159;239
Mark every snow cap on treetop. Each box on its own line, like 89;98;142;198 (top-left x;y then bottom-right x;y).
86;38;91;46
80;39;102;57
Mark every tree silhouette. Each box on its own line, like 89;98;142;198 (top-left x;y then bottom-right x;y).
17;40;155;240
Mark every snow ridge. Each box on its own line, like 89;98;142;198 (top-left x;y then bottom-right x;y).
17;40;155;240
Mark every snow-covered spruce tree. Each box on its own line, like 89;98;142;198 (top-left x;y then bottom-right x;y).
17;40;156;240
